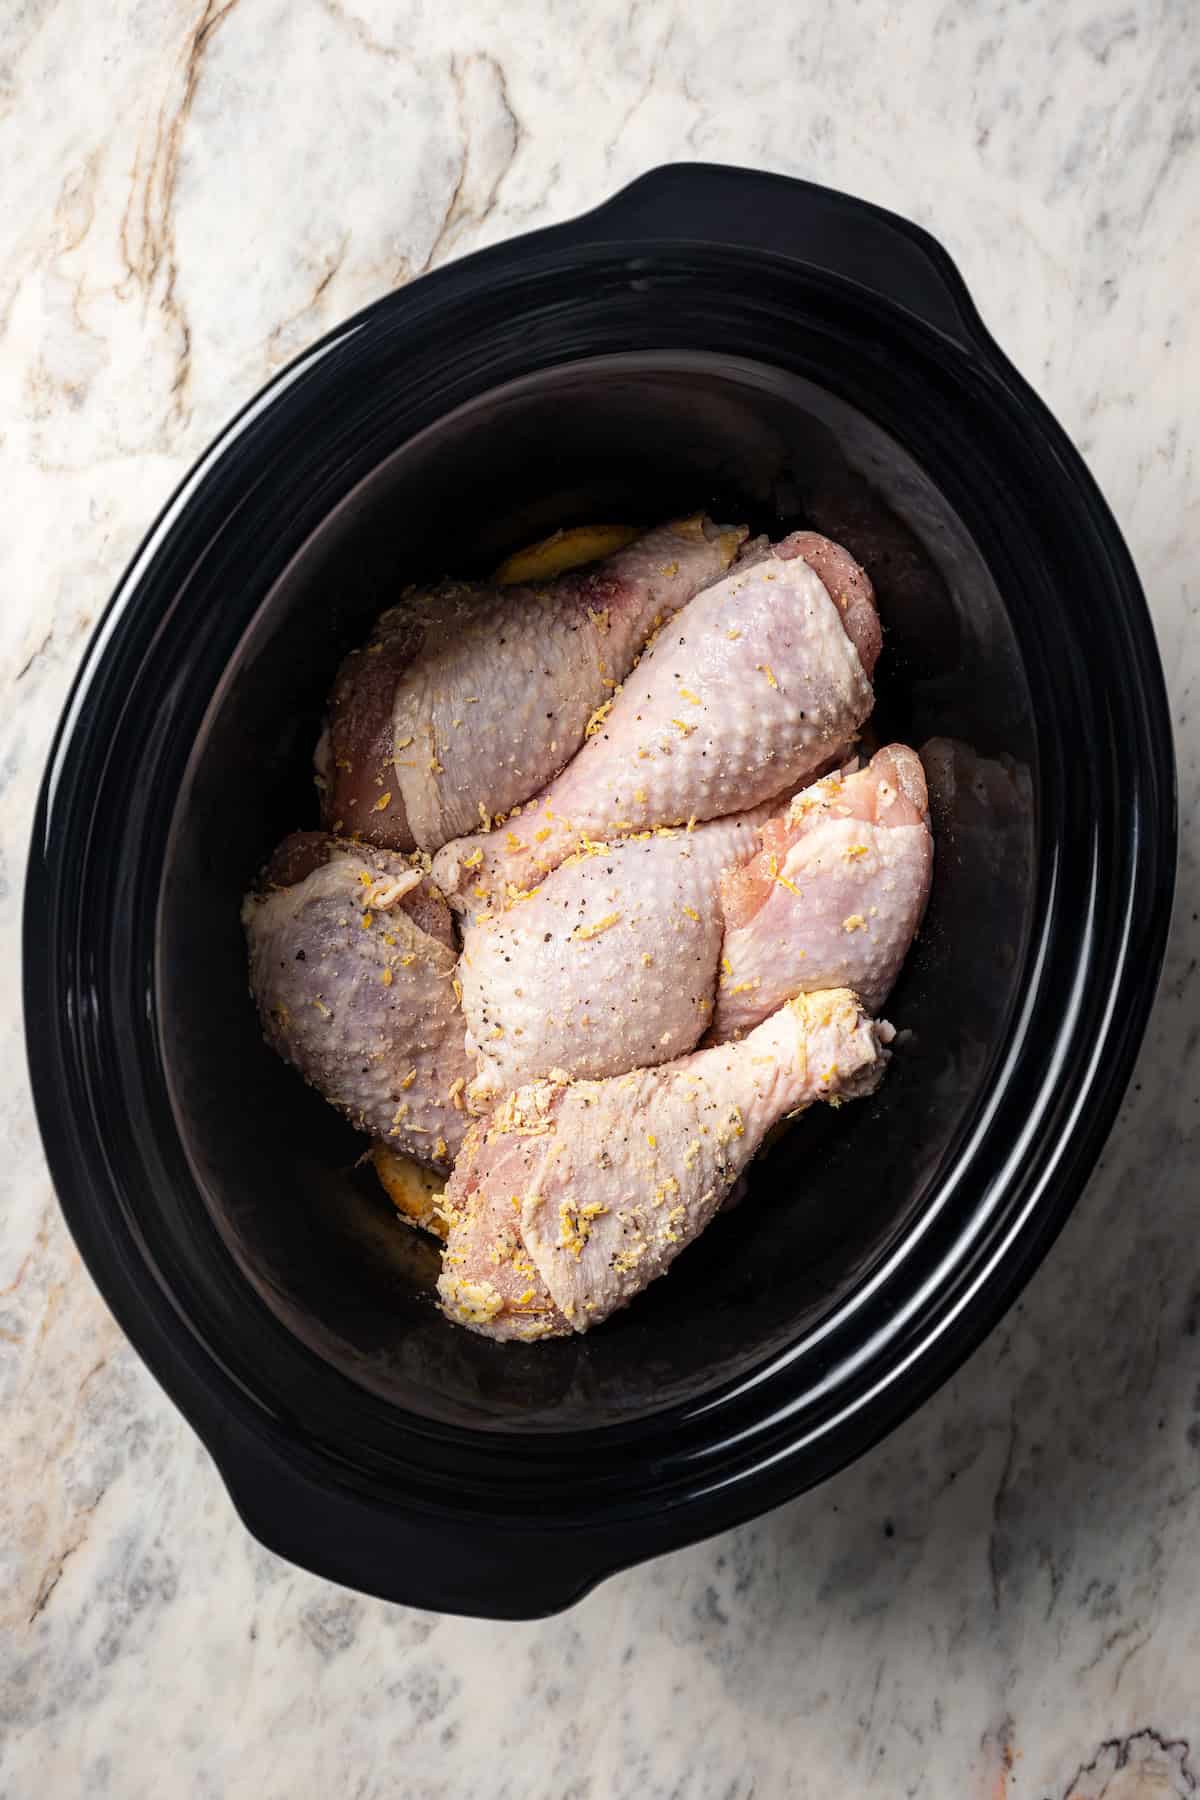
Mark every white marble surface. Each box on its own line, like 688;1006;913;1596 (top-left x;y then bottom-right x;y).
2;0;1198;1793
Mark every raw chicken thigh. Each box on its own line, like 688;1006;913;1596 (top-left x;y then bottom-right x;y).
438;990;892;1340
713;745;933;1037
243;833;472;1169
432;530;878;899
317;515;745;853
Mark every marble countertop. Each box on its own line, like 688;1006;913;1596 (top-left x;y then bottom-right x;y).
2;1;1198;1794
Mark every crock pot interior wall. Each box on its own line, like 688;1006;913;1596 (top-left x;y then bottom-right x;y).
158;353;1036;1430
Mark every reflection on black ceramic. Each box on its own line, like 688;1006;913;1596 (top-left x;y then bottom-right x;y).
24;166;1174;1617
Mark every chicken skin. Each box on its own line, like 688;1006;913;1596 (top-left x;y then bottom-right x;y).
713;745;933;1037
243;833;472;1169
438;990;892;1340
432;531;878;899
317;515;746;853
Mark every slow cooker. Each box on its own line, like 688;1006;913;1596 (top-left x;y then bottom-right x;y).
24;165;1175;1617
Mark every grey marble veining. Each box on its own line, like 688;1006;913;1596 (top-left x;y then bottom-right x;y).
2;1;1199;1794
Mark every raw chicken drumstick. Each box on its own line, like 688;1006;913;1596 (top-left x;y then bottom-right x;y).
438;989;892;1340
246;745;923;1184
243;834;473;1169
458;745;929;1094
432;531;879;899
317;515;746;853
459;803;773;1098
713;744;933;1038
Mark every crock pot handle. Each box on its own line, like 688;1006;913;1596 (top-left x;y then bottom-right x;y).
214;1418;617;1619
567;163;985;354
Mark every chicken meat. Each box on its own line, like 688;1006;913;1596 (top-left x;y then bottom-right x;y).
713;744;933;1037
432;530;879;899
438;989;892;1340
243;833;473;1169
316;514;746;853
